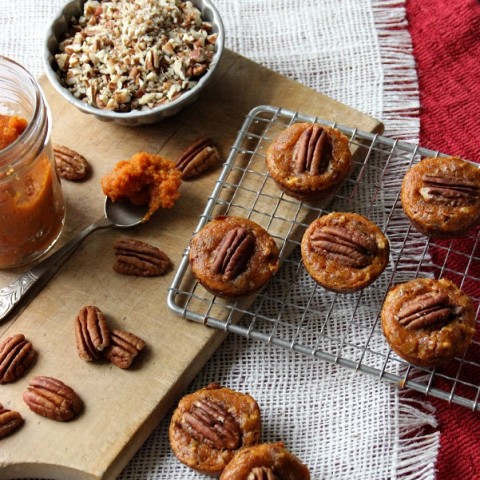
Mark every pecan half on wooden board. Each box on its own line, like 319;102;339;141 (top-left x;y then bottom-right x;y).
75;305;111;361
113;237;171;277
0;403;23;438
175;137;220;179
23;376;83;422
104;329;146;369
52;143;91;181
0;334;35;384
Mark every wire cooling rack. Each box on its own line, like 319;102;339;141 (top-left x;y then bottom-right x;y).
167;105;480;411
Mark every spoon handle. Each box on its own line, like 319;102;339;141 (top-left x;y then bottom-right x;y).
0;216;112;321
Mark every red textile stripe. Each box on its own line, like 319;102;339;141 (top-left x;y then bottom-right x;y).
406;0;480;478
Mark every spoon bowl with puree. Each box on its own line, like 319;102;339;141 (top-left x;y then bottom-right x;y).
0;197;148;321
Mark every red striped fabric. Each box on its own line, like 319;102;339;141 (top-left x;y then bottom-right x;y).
406;0;480;478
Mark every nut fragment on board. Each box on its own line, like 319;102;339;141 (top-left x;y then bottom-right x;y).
52;143;91;181
104;329;146;369
113;237;171;277
0;403;23;438
75;305;111;361
23;376;83;421
0;334;35;384
175;137;220;179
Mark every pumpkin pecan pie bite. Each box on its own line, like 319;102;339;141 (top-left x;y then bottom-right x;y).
220;442;310;480
169;383;262;476
265;122;352;202
301;212;389;293
381;278;476;367
189;216;280;298
401;156;480;238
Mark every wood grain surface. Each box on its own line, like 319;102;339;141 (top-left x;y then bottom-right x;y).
0;49;383;480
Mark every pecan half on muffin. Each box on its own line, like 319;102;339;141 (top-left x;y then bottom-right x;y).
265;122;352;202
301;212;389;293
220;442;310;480
189;216;280;298
381;277;476;367
401;156;480;238
169;383;262;476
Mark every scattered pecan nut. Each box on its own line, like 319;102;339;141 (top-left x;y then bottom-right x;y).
395;292;457;330
113;238;171;277
104;329;146;369
293;124;331;175
309;225;377;268
23;376;83;422
0;334;35;384
53;143;91;181
175;137;220;179
0;403;23;438
75;305;111;361
211;227;256;280
420;173;480;207
182;397;242;450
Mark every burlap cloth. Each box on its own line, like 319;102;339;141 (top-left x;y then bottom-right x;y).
0;1;441;478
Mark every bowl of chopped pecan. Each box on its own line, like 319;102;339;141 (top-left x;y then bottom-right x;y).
44;0;224;126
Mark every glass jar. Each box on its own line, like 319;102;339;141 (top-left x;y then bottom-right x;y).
0;56;65;268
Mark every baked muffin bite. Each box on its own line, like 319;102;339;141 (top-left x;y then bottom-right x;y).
265;122;352;202
301;212;389;293
189;216;280;298
401;156;480;238
220;442;310;480
381;277;476;368
169;383;262;476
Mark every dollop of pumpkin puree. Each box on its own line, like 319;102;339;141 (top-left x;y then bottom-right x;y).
101;152;182;221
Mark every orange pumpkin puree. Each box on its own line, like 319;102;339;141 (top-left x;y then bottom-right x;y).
101;152;182;221
0;114;65;267
0;115;27;150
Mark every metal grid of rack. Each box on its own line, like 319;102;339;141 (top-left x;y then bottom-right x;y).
167;105;480;411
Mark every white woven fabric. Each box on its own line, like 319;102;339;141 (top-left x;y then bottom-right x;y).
0;1;440;479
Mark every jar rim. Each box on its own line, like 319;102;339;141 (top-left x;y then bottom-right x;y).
0;56;46;174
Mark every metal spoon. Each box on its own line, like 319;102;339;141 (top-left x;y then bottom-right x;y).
0;197;148;321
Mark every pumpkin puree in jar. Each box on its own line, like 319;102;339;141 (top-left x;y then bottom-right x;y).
0;114;65;267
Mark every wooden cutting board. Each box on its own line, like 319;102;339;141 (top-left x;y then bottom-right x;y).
0;49;383;479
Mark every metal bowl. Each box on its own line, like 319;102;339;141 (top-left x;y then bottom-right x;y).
44;0;225;126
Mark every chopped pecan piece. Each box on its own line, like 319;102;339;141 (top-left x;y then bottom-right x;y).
52;143;91;181
181;397;242;450
113;237;171;277
396;292;457;330
310;225;377;268
211;227;256;280
420;174;480;206
104;329;146;369
293;124;331;175
0;403;23;438
23;376;83;421
175;137;220;179
75;305;111;361
247;467;278;480
0;334;35;384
